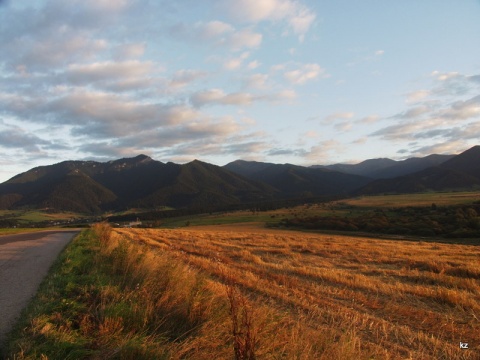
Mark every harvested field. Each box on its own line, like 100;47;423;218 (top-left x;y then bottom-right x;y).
115;224;480;359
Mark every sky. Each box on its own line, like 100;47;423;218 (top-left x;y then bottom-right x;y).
1;0;480;182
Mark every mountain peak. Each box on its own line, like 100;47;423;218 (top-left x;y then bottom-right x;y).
134;154;153;163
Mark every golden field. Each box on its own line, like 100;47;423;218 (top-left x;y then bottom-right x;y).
113;224;480;359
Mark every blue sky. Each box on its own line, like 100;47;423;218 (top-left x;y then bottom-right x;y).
1;0;480;182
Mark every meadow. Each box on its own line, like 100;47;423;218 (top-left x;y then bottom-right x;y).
3;213;479;358
113;224;479;359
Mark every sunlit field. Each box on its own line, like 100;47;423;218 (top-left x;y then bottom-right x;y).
115;225;479;359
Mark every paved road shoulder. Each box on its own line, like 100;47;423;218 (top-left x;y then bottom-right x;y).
0;230;80;347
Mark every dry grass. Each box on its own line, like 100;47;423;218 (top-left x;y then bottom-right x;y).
115;224;480;359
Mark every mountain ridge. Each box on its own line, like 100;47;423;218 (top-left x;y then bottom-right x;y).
1;146;480;214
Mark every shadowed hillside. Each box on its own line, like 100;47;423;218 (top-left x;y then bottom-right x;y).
1;146;480;213
356;146;480;195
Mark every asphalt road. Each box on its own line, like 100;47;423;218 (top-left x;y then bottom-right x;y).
0;230;80;348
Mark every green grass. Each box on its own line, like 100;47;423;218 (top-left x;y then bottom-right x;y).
2;230;100;358
341;191;480;208
0;209;83;228
156;210;279;228
0;228;60;235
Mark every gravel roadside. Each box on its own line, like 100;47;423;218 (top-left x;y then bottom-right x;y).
0;230;80;348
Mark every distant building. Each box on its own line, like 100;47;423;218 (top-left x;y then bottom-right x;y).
128;218;142;227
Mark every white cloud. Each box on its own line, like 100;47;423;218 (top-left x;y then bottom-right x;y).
190;88;295;107
191;89;254;107
223;52;250;70
217;0;316;39
229;28;263;49
438;95;480;120
334;122;353;132
275;89;297;101
431;71;460;82
247;60;261;70
394;105;432;119
244;73;269;89
324;112;354;123
169;69;208;89
14;35;108;70
113;43;146;59
172;21;262;50
288;7;316;41
82;0;129;11
303;130;318;138
66;60;157;83
304;140;344;162
284;63;326;85
408;140;469;157
357;115;380;124
198;20;234;39
430;71;478;96
405;90;430;104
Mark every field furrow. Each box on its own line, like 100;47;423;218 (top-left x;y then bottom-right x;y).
115;226;479;359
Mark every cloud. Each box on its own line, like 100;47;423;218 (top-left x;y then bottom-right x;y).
0;123;66;153
112;43;146;59
65;60;158;85
303;130;318;138
266;140;344;163
405;90;430;104
217;0;316;39
0;0;141;72
303;140;344;162
243;73;269;89
150;131;268;160
334;122;353;132
370;70;480;148
190;88;296;107
324;112;354;123
247;61;261;70
229;28;263;49
438;95;480;120
393;105;432;119
191;89;254;107
371;120;435;141
371;96;480;142
198;20;234;39
222;51;251;70
171;21;262;50
403;139;470;158
357;115;380;124
267;148;303;156
169;69;208;89
284;63;326;84
430;71;478;96
9;34;108;71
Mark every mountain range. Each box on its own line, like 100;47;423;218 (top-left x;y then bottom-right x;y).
1;146;479;214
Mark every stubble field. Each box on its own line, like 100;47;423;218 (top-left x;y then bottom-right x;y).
115;224;480;359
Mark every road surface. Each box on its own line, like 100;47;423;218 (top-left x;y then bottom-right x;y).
0;230;80;348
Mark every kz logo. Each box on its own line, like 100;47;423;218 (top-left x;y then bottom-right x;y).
459;342;469;349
